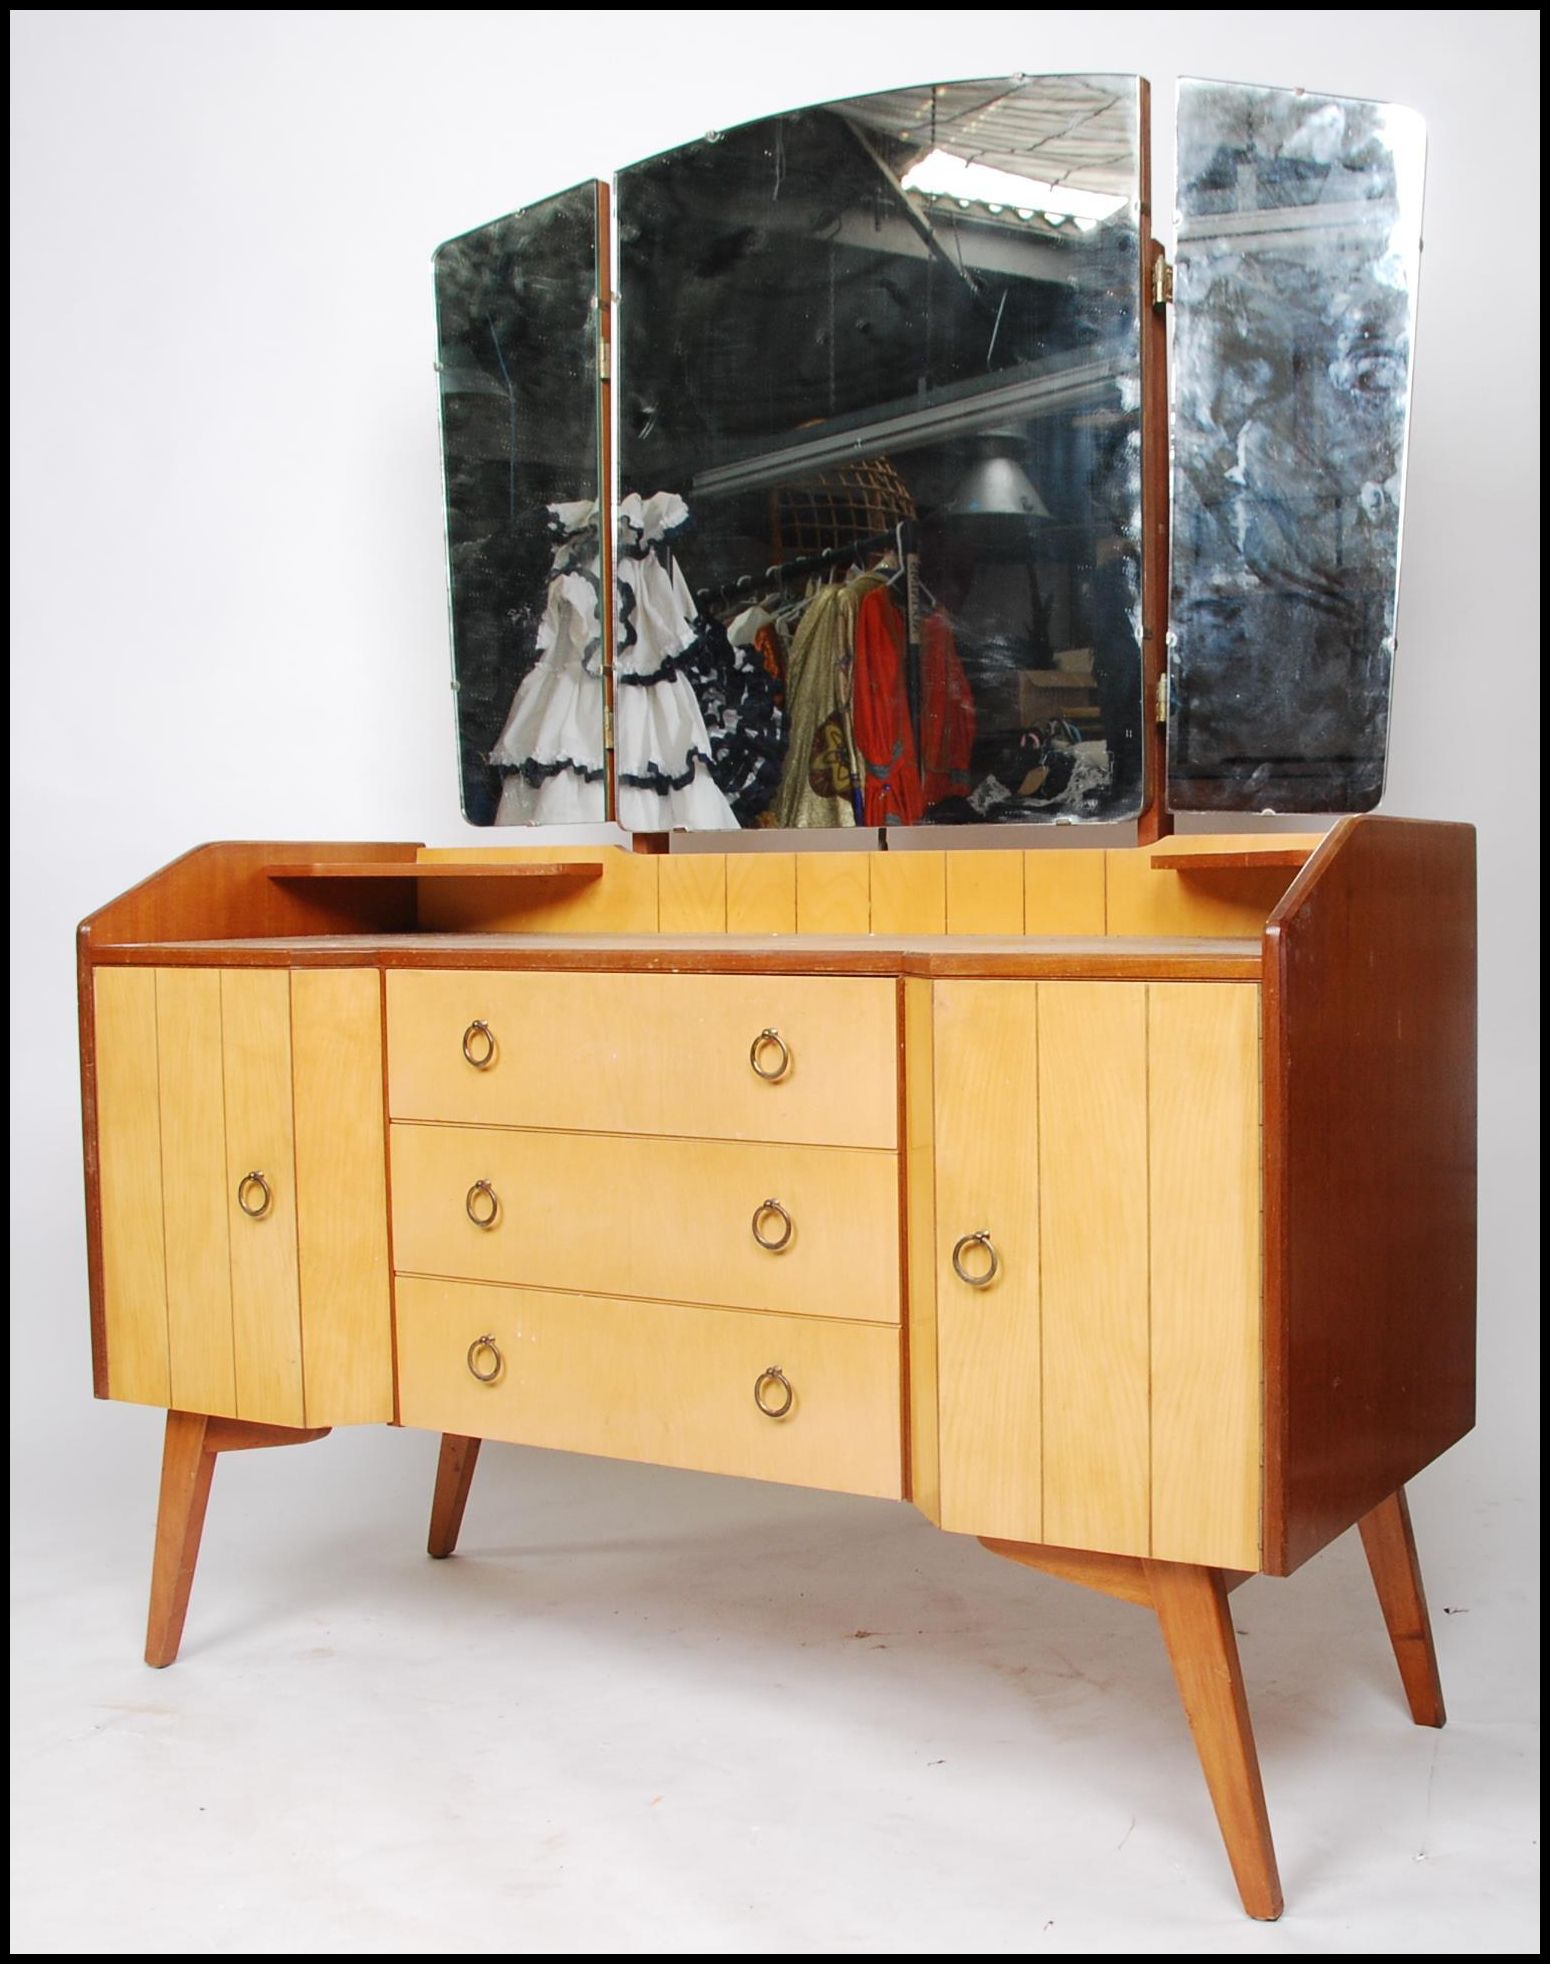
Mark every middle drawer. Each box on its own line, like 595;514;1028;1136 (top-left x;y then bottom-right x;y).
390;1124;901;1323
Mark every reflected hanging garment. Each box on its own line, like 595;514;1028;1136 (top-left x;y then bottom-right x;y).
920;610;977;808
772;576;882;829
615;492;738;831
488;500;606;825
852;586;925;828
677;615;786;827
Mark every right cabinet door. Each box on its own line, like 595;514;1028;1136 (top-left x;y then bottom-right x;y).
931;980;1262;1568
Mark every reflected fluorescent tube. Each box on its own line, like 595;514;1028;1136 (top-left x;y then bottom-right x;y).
901;149;1127;223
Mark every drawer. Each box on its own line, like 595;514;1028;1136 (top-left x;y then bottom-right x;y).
390;1124;900;1323
396;1278;903;1500
386;971;897;1148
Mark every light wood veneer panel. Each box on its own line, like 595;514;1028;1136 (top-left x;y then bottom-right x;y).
94;968;170;1406
292;969;393;1425
1038;982;1150;1556
396;1279;903;1499
932;982;1043;1542
1149;984;1262;1568
156;969;237;1416
391;1125;899;1322
387;971;897;1148
220;970;305;1426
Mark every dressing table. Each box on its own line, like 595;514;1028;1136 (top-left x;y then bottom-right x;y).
77;75;1474;1921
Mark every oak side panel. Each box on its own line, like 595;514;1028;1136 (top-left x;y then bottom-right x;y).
1023;850;1106;935
1149;984;1262;1570
1039;982;1150;1555
903;979;940;1518
292;970;393;1426
1264;817;1477;1574
658;855;728;935
795;853;872;934
396;1279;903;1500
725;853;797;935
156;970;238;1417
93;968;171;1406
944;852;1024;936
221;971;305;1427
933;982;1043;1543
1107;844;1298;939
870;852;946;936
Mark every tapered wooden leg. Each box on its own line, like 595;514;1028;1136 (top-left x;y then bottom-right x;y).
427;1434;482;1559
1358;1486;1446;1728
1147;1560;1284;1922
144;1409;330;1668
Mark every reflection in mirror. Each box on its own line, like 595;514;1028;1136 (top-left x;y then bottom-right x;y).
1169;80;1425;812
616;77;1145;831
434;184;606;825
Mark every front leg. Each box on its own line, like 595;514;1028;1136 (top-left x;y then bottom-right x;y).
1358;1486;1446;1728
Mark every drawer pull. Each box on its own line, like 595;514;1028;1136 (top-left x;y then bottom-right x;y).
753;1365;794;1419
236;1170;273;1220
751;1198;794;1254
749;1027;792;1082
465;1179;500;1229
951;1230;1001;1289
462;1019;497;1069
466;1334;503;1384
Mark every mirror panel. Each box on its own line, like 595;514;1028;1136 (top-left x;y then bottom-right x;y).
434;183;608;825
1169;79;1426;812
615;76;1145;832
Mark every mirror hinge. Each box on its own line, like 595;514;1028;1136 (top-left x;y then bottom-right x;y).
1156;674;1169;726
598;335;611;383
1151;254;1174;310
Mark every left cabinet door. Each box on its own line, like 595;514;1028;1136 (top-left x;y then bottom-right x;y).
91;966;392;1426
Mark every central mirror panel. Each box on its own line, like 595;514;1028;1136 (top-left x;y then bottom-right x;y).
616;76;1145;832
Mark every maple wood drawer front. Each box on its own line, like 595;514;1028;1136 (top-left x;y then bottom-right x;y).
396;1278;903;1500
390;1124;900;1322
386;971;897;1148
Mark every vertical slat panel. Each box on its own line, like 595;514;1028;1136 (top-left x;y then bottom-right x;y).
658;854;727;934
1024;851;1107;934
934;981;1043;1542
417;847;660;933
1105;845;1293;938
726;853;797;934
1039;982;1150;1554
1150;984;1262;1569
94;968;170;1406
293;970;393;1426
903;977;939;1519
221;970;305;1426
945;852;1024;936
796;852;871;934
871;852;946;935
156;969;237;1416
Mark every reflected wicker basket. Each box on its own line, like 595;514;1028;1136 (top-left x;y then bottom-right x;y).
771;457;917;558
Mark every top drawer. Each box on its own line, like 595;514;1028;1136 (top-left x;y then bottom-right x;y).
386;971;898;1148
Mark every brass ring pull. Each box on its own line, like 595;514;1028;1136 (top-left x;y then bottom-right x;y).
462;1020;497;1069
951;1230;1001;1289
236;1171;272;1220
751;1198;794;1253
749;1028;792;1082
466;1334;503;1384
753;1365;794;1419
465;1180;500;1229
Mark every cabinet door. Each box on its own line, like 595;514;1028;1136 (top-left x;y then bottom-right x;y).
93;966;391;1426
928;980;1261;1568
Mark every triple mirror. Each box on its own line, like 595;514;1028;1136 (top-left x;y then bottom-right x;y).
434;74;1424;831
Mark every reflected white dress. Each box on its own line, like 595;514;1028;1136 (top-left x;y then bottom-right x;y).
489;500;607;825
615;491;738;832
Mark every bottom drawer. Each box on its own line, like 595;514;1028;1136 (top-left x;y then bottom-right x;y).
396;1278;903;1501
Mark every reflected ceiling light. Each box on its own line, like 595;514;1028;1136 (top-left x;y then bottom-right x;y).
901;148;1127;222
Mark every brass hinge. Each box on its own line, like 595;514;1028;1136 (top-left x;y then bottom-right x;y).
598;335;611;383
1156;673;1169;726
602;672;616;751
1151;254;1174;310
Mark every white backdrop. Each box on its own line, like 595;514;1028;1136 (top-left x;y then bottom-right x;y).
10;10;1539;1921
